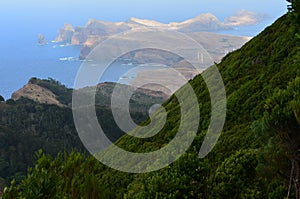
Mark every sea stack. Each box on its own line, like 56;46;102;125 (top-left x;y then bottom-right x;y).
37;34;47;45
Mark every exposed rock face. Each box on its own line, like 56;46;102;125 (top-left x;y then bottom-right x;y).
71;27;88;45
11;83;62;106
79;35;105;60
55;23;75;43
37;34;47;45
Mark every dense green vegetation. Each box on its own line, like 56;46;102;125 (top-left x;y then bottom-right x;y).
0;79;165;192
2;9;300;199
0;97;84;187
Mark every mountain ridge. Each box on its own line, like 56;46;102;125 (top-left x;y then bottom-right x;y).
55;10;262;45
11;78;168;107
53;11;258;61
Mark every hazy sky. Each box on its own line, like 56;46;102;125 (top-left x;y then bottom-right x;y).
0;0;288;38
1;0;287;22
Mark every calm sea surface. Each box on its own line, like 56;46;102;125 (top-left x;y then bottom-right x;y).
0;40;144;100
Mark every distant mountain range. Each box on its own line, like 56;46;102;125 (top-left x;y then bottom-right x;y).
55;10;261;44
53;10;259;61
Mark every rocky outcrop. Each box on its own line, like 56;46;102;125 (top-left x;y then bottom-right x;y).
11;83;62;106
55;23;75;43
79;35;104;59
71;27;88;45
37;34;47;45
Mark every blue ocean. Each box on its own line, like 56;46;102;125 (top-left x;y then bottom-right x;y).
0;35;140;100
0;39;78;100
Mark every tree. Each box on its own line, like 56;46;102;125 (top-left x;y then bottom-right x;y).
287;0;300;19
0;95;4;102
287;0;293;12
211;149;261;198
253;77;300;198
3;150;108;199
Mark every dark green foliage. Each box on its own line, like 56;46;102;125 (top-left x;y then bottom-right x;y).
3;150;113;199
211;149;260;198
287;0;300;13
287;0;300;21
3;12;300;198
253;77;300;198
0;96;4;102
0;100;85;186
0;79;165;192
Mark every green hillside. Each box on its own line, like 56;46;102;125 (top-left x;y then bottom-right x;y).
3;9;300;199
0;79;165;192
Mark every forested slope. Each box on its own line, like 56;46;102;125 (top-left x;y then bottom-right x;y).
0;78;165;192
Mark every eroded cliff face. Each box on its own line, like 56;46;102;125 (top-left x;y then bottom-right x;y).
11;83;63;106
55;23;75;43
55;19;132;45
71;27;89;45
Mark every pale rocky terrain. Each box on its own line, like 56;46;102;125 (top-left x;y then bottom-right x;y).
12;83;63;106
